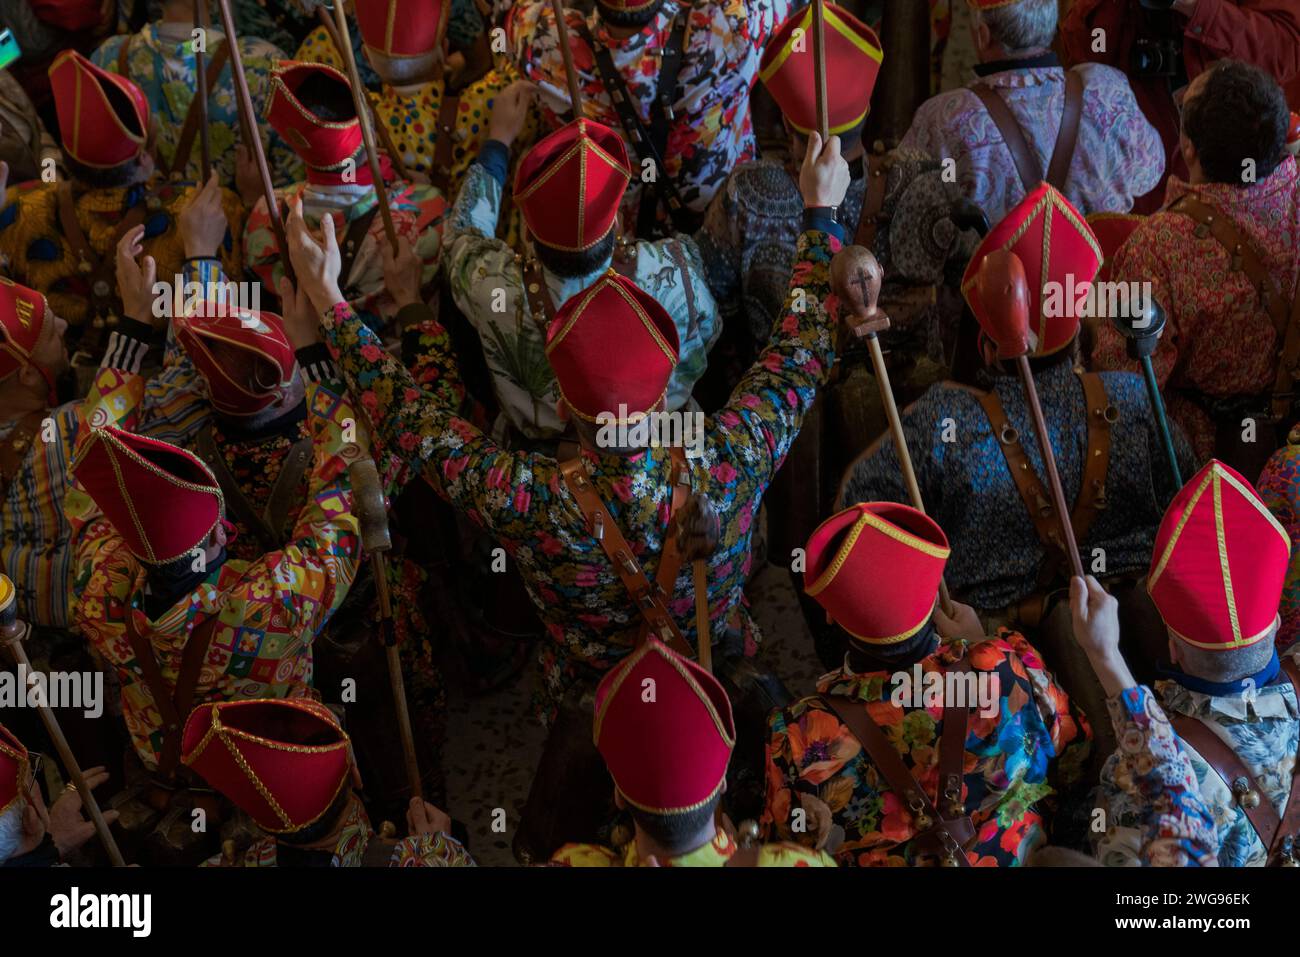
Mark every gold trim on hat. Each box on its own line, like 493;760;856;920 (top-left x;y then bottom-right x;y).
51;50;147;169
806;507;949;598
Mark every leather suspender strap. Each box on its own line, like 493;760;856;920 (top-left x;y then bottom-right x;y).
166;40;231;179
724;846;762;867
123;610;223;780
520;255;555;336
1072;371;1114;548
1045;70;1084;192
0;410;45;500
664;240;697;324
969;68;1084;193
968;83;1041;194
339;204;382;293
116;34;131;76
853;151;889;251
1168;194;1300;422
195;424;278;549
818;689;974;865
557;446;695;658
430;89;463;192
263;435;314;541
977;388;1062;557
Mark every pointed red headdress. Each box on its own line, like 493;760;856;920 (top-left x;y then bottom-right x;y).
515;118;631;251
1149;460;1291;651
594;639;735;814
182;699;352;834
265;61;368;186
175;303;297;417
49;50;150;169
0;278;49;382
354;0;449;58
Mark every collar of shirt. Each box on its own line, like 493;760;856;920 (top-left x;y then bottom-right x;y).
1157;670;1299;723
1156;650;1280;698
299;182;379;221
973;51;1060;78
1161;153;1300;221
590;2;678;52
817;640;969;701
623;825;736;866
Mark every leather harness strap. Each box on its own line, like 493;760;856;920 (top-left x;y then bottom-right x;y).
558;446;695;659
818;680;974;866
968;68;1085;194
1167;194;1300;423
166;40;231;179
520;255;554;337
852;149;890;251
430;89;463;193
195;424;313;552
1167;657;1300;865
123;610;223;781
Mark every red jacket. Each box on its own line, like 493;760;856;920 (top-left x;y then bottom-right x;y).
1062;0;1300;211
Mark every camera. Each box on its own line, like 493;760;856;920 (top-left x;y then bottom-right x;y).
1130;37;1184;78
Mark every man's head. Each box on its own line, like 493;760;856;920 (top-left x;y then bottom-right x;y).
533;230;619;280
595;0;665;30
968;0;1057;61
0;280;69;412
48;51;151;181
616;790;723;857
355;0;448;86
1179;59;1289;186
1149;460;1290;684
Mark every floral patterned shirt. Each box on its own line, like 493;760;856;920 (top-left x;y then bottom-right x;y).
508;0;792;219
551;825;835;867
1258;440;1300;651
319;227;840;722
67;352;364;770
92;23;302;188
1091;685;1220;867
900;61;1164;226
1096;669;1298;868
762;632;1092;867
1092;157;1300;461
445;155;720;441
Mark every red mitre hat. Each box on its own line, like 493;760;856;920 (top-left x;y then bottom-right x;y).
1286;112;1300;156
0;278;49;381
1149;460;1291;651
515;118;631;252
546;272;678;423
355;0;449;58
71;426;224;565
596;0;660;12
1087;212;1143;283
48;50;149;169
175;303;297;417
961;183;1101;357
759;4;884;136
594;638;735;814
265;61;368;186
181;699;352;835
0;719;28;819
805;502;950;644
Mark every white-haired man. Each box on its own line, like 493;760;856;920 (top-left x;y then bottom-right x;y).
901;0;1163;223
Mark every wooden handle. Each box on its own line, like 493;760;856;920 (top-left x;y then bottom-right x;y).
551;0;584;118
812;0;829;143
347;457;392;553
193;0;211;181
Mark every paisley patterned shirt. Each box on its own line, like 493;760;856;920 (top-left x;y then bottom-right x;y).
1096;670;1298;868
445;156;720;441
762;632;1091;867
509;0;792;218
1092;157;1300;462
900;62;1163;226
92;23;302;188
551;825;835;867
318;227;839;722
841;360;1194;611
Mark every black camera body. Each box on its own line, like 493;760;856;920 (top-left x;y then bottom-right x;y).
1130;36;1184;77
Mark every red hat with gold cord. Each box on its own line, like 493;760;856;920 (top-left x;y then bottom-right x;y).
181;699;352;834
0;720;28;819
175;302;297;417
70;426;224;565
961;183;1102;357
48;50;149;169
514;118;632;252
804;502;950;644
354;0;449;58
759;3;884;136
594;638;735;814
265;61;369;186
546;272;678;424
0;278;50;381
1148;460;1291;651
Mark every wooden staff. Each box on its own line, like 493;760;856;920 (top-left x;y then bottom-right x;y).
974;250;1085;579
0;576;126;866
674;490;720;673
347;458;422;801
193;0;212;180
551;0;584;118
812;0;829;142
214;0;292;281
330;0;400;254
831;247;955;617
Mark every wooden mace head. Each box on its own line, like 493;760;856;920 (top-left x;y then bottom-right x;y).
674;490;721;563
973;249;1031;361
829;245;890;338
0;574;20;638
347;458;392;554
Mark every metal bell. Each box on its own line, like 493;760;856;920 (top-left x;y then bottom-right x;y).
1232;777;1261;809
92;279;111;299
738;819;760;848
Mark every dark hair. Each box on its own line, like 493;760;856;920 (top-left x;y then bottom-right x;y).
64;153;148;189
627;793;721;852
596;0;665;29
1182;59;1288;186
276;786;354;846
790;116;868;156
535;230;618;279
294;72;357;123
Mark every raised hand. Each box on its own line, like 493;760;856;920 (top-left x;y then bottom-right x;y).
115;224;160;327
285;197;343;312
179;172;228;260
799;132;851;210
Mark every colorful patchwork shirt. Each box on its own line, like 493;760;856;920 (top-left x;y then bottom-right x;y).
1089;685;1220;867
0;179;243;333
92;22;302;188
445;146;720;441
840;360;1194;612
509;0;792;220
244;180;446;333
899;59;1163;226
67;340;363;771
319;224;840;722
1092;157;1300;462
551;825;835;867
761;632;1091;867
1095;670;1298;868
